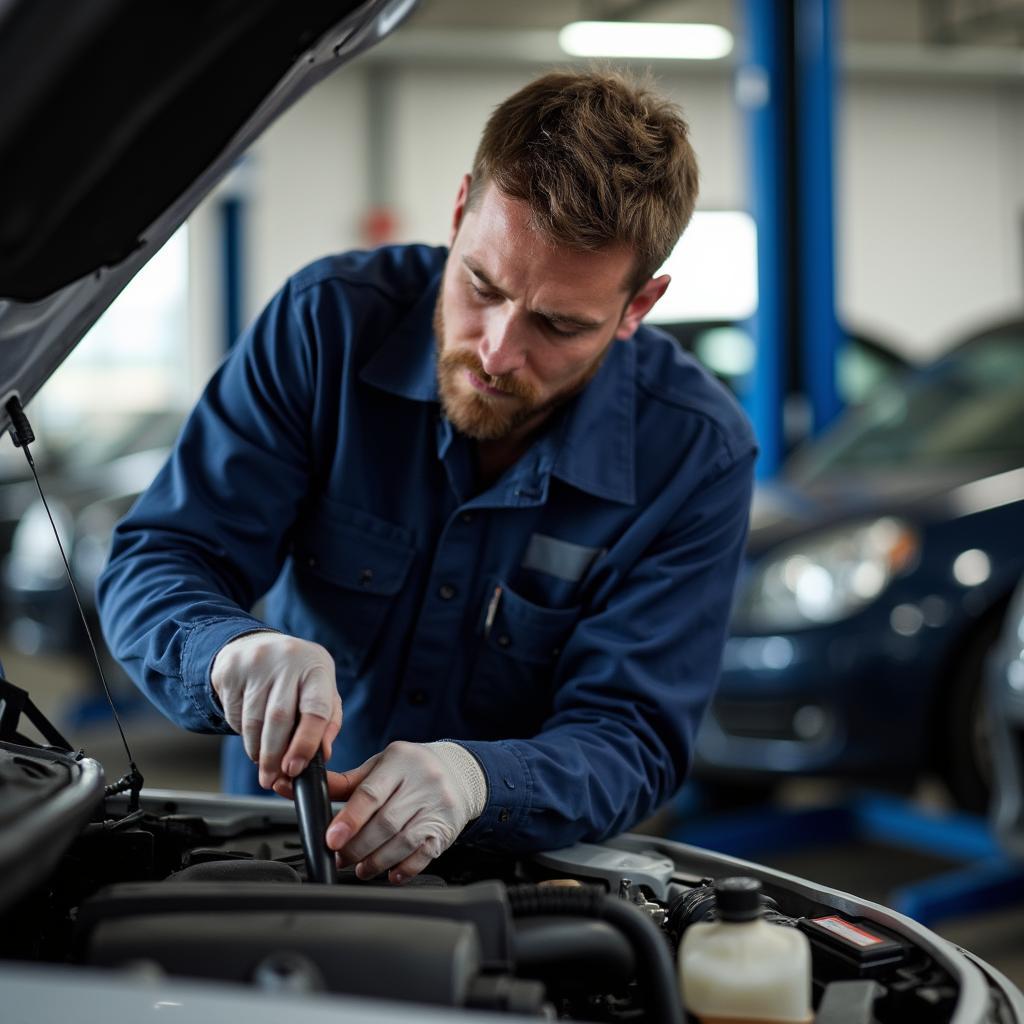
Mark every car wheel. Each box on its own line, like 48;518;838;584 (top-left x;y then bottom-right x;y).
939;614;1002;815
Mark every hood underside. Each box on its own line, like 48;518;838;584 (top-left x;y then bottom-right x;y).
0;0;416;430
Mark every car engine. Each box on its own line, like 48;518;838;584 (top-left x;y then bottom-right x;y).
3;734;1018;1024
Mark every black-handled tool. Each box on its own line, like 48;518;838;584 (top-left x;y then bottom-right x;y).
293;750;336;884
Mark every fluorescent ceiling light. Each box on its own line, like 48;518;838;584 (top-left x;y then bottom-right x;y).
558;21;733;60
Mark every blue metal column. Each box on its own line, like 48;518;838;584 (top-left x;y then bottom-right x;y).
739;0;842;477
738;0;791;479
220;195;245;352
797;0;843;433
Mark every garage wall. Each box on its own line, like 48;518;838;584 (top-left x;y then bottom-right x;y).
247;65;369;314
186;65;368;394
839;79;1024;358
210;61;1024;369
389;66;745;246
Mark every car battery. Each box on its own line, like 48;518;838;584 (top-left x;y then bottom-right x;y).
798;915;908;980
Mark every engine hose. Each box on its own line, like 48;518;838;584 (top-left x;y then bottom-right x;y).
506;884;684;1024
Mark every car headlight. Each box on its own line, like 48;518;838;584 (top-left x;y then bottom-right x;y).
734;517;919;632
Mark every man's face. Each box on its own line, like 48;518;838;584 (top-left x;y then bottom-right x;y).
434;179;668;442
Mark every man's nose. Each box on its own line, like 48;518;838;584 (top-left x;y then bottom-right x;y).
478;310;526;377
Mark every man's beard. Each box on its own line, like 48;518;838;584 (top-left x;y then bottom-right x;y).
433;293;606;442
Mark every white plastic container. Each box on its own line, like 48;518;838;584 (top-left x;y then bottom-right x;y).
678;876;813;1024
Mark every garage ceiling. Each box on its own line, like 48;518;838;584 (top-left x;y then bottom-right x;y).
400;0;1024;48
364;0;1024;84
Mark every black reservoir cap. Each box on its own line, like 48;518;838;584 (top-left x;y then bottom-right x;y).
714;876;763;922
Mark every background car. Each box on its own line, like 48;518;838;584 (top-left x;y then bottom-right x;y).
695;317;1024;812
0;408;183;726
990;574;1024;856
0;430;107;617
2;410;182;642
660;319;908;408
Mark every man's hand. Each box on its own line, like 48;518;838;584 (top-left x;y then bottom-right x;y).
211;632;342;790
275;741;486;883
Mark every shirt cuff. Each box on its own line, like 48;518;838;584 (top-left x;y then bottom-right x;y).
180;615;278;729
454;739;532;846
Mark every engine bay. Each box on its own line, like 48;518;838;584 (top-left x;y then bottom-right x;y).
2;741;1018;1024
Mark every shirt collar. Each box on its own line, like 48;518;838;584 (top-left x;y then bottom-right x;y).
359;266;443;402
551;338;636;505
359;262;637;506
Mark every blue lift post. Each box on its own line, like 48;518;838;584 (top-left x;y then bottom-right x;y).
739;0;843;477
796;0;843;434
738;0;789;479
220;194;245;353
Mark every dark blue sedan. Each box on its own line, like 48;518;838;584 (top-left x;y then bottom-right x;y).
990;575;1024;849
695;318;1024;812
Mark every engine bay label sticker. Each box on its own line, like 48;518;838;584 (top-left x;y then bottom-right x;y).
812;916;884;947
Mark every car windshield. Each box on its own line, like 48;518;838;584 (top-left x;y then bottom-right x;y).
790;322;1024;482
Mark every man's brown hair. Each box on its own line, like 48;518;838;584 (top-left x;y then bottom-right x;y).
468;68;699;294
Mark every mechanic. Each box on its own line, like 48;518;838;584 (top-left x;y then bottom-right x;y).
97;69;756;884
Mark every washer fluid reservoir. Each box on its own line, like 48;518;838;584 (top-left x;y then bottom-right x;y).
678;876;812;1024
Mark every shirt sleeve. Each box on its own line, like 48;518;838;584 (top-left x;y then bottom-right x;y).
95;280;316;732
457;444;756;852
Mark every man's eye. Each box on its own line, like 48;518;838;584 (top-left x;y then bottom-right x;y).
547;321;583;339
470;283;498;302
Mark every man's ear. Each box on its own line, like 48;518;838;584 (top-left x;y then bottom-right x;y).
449;174;473;248
615;274;671;340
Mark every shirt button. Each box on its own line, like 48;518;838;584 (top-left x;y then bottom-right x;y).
359;568;374;586
408;689;429;706
306;556;317;568
499;809;511;824
496;634;511;648
461;512;475;524
438;583;457;600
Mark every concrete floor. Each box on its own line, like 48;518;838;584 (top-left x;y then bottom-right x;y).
6;642;1024;990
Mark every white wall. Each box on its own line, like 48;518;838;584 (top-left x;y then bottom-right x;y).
246;65;369;316
388;67;746;244
390;67;528;245
185;65;368;397
192;60;1024;370
839;79;1024;358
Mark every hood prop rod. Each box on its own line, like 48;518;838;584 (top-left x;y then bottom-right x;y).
5;395;143;811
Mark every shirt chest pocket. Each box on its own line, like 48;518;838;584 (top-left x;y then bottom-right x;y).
464;578;580;740
292;506;415;677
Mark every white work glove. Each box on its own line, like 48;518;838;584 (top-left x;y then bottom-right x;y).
282;740;487;883
210;631;342;790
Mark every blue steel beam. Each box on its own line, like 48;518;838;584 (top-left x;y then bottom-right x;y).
739;0;842;476
739;0;790;479
220;195;245;353
797;0;843;433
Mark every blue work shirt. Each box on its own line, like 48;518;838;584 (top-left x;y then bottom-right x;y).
97;243;756;853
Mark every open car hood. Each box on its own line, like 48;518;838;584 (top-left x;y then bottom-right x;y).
0;0;417;433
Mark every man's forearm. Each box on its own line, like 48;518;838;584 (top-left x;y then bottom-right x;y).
97;539;272;733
